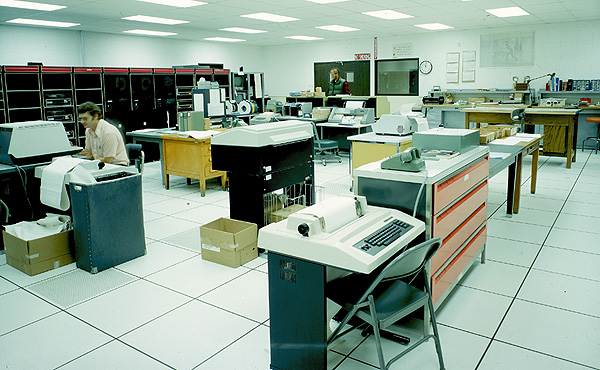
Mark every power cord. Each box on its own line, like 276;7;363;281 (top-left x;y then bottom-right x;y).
13;165;34;220
412;168;428;218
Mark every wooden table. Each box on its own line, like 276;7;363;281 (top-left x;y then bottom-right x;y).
462;107;579;168
160;134;227;196
347;132;413;172
487;134;542;214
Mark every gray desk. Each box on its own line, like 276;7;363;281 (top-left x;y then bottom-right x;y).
317;122;374;150
126;128;176;185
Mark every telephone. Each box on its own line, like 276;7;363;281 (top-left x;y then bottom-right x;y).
381;147;426;172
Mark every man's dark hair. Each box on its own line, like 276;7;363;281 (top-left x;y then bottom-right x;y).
77;101;103;119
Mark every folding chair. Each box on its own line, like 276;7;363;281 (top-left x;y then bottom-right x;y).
327;237;445;370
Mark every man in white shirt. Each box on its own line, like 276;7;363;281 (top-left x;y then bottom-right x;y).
77;101;129;165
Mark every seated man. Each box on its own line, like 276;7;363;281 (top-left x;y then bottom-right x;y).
77;101;129;165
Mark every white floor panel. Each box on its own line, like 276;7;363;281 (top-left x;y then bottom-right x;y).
26;268;137;309
516;196;565;212
561;201;600;218
0;312;112;370
0;261;77;288
144;255;248;298
459;260;529;297
478;340;591;370
484;236;541;267
486;219;551;245
199;269;269;322
436;286;512;337
517;269;600;318
495;300;600;369
554;213;600;234
491;208;558;227
161;229;202;252
119;300;258;370
67;279;192;337
173;204;230;225
144;198;204;215
544;228;600;255
144;216;200;240
56;339;173;370
532;246;600;282
0;289;60;336
347;324;489;370
194;325;270;370
566;190;600;205
116;241;198;278
0;277;18;295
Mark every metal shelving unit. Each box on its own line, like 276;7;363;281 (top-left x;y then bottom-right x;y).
41;66;77;144
73;67;103;145
3;65;43;123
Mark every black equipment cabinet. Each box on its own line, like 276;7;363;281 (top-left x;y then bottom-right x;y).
211;122;315;228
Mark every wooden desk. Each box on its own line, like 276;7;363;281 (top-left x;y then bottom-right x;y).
347;132;412;171
160;134;227;196
462;107;579;168
487;134;542;214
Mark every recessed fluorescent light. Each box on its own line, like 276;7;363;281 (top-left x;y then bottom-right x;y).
305;0;350;3
241;12;299;23
485;6;529;18
7;18;79;27
316;25;360;32
124;29;177;36
285;35;324;41
415;23;453;30
136;0;206;8
220;27;266;34
0;0;65;11
362;10;413;20
122;15;188;25
204;37;245;42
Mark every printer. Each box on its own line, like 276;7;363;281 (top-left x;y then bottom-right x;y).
250;112;280;125
0;121;81;165
284;102;312;117
373;114;418;136
258;195;425;274
328;107;375;125
211;120;315;228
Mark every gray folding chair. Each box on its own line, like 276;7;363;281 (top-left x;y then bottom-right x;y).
311;120;342;166
327;237;445;370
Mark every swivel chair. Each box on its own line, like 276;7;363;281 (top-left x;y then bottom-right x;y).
327;237;445;370
106;118;145;173
311;120;342;166
582;117;600;154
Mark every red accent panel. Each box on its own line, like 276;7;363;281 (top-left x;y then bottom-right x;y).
130;68;152;73
41;66;72;73
74;67;101;73
214;69;230;74
103;67;128;73
195;69;212;74
176;68;195;73
154;68;174;73
4;66;39;72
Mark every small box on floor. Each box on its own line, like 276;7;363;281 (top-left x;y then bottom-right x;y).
2;230;74;276
200;218;258;268
267;204;306;224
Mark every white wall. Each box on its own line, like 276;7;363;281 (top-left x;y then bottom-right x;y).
0;25;265;71
2;20;599;101
261;20;600;99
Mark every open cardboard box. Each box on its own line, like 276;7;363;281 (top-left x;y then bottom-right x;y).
3;230;74;276
200;218;258;268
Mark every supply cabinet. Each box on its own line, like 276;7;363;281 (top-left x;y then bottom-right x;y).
354;146;489;307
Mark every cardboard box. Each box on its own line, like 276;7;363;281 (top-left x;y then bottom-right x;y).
314;92;326;98
312;108;331;120
204;118;211;130
2;230;74;276
200;218;258;268
477;130;496;144
267;204;306;223
496;125;518;136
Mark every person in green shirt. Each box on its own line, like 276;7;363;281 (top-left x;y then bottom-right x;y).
328;68;351;96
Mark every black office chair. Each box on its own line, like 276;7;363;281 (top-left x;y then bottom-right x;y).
106;118;145;173
326;237;445;370
311;120;342;166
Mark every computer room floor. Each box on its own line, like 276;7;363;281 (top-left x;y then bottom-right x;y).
0;150;599;370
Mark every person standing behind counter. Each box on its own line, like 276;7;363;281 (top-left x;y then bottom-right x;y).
328;68;351;96
77;101;129;165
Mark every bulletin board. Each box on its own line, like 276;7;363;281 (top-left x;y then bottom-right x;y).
314;60;370;96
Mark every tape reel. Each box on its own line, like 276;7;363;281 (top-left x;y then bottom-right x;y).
238;100;258;114
225;100;238;114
